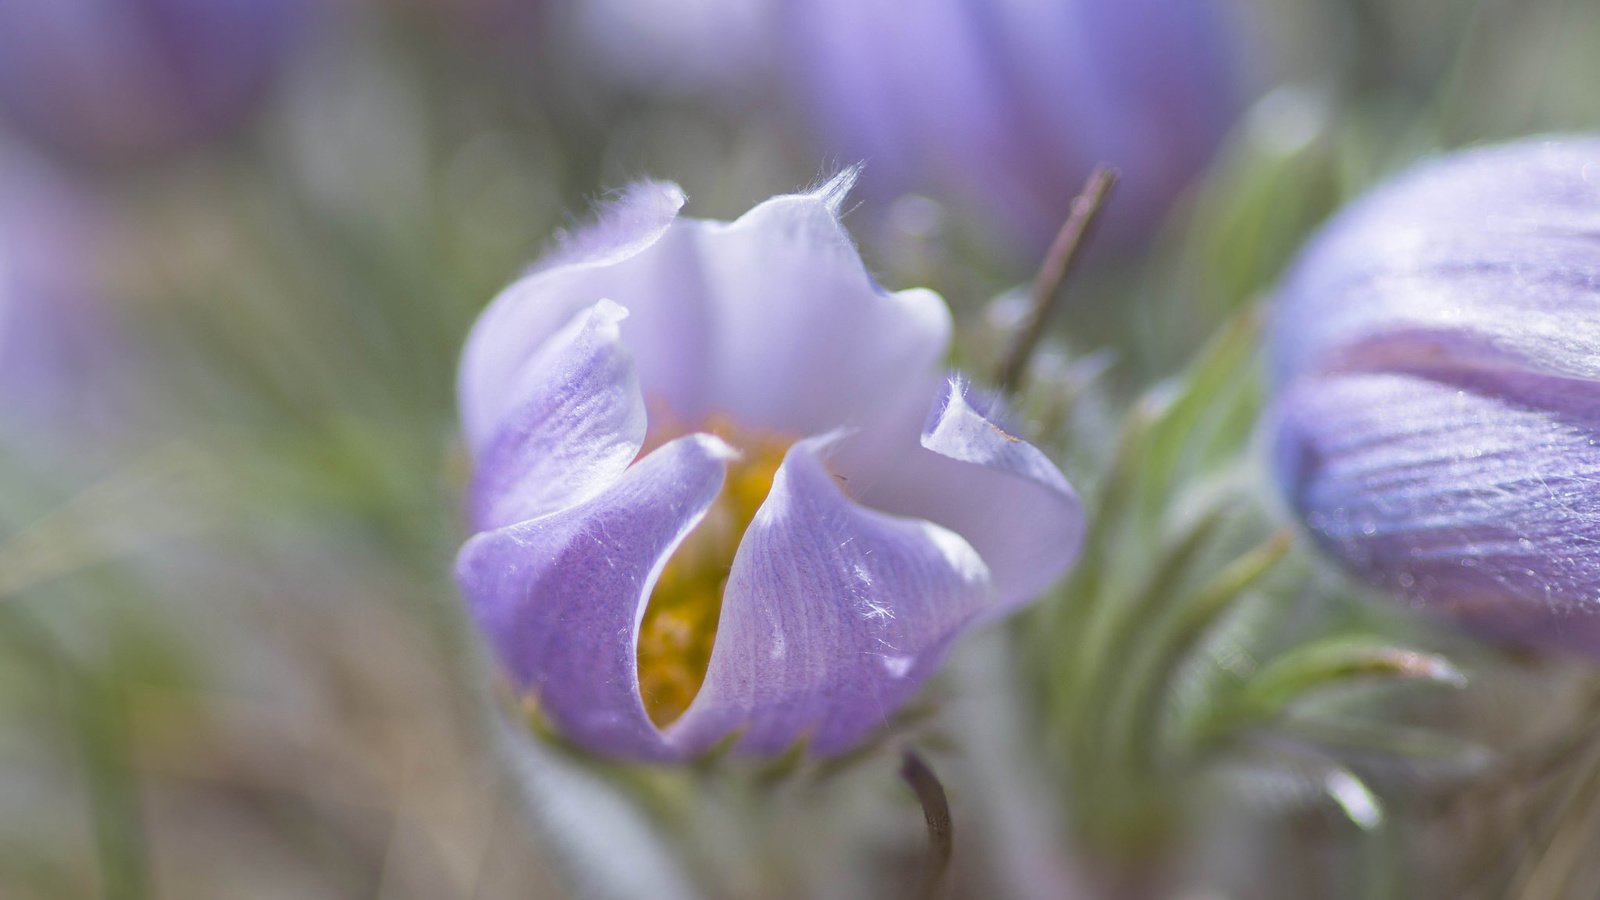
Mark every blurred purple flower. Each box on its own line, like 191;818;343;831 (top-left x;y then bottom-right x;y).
780;0;1241;259
0;0;307;165
456;174;1083;760
574;0;775;99
0;162;128;436
784;0;1242;259
1268;136;1600;655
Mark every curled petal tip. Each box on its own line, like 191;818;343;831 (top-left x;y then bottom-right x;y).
591;297;630;327
544;180;688;273
689;431;741;463
813;166;862;214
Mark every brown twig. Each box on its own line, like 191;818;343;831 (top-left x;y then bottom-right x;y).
900;747;953;899
994;166;1119;395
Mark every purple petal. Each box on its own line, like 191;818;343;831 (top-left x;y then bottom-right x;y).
1268;137;1600;654
848;380;1084;613
784;0;1241;256
1271;137;1600;388
456;434;735;761
690;172;952;438
1273;367;1600;654
1052;0;1239;233
458;180;697;452
468;300;646;532
0;0;307;163
462;175;951;452
577;0;777;98
670;435;992;756
539;180;693;274
0;159;147;439
784;0;1032;202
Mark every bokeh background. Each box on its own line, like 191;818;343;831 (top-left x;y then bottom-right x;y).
4;1;1600;898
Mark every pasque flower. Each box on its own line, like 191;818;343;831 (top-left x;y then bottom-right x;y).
456;175;1083;760
783;0;1241;258
1269;137;1600;653
0;0;306;164
574;0;775;99
0;162;127;436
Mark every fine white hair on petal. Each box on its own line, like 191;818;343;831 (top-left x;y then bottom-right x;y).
1267;135;1600;656
812;165;863;215
1269;136;1600;388
457;179;695;451
942;374;1018;434
540;180;688;274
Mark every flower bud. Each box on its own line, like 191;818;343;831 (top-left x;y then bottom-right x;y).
575;0;775;99
0;0;308;165
0;161;131;438
1268;136;1600;654
784;0;1243;260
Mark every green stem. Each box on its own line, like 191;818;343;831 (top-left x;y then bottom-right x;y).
1109;530;1293;771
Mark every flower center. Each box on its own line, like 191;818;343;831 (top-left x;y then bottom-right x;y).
636;417;789;727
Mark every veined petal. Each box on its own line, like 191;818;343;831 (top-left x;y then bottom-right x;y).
461;176;951;454
458;180;698;452
849;380;1084;613
1267;136;1600;656
469;299;646;532
670;435;992;757
456;434;735;760
1271;138;1600;388
1273;367;1600;653
690;173;953;438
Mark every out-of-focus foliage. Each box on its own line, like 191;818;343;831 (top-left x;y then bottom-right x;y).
5;0;1600;898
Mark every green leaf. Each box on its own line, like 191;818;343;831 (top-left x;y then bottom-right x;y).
1237;638;1466;726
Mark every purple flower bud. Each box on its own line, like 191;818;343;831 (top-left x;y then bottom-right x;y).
0;0;307;165
575;0;775;98
1268;136;1600;654
0;161;128;436
784;0;1242;258
456;175;1084;760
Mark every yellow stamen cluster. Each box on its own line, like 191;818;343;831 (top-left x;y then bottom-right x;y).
636;420;789;727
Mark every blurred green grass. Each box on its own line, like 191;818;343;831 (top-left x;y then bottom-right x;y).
5;0;1600;897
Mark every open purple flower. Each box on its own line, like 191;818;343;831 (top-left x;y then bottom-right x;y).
456;175;1083;760
1268;136;1600;654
